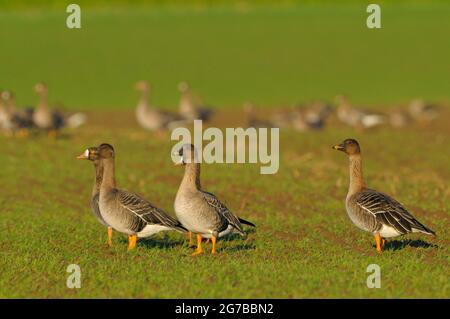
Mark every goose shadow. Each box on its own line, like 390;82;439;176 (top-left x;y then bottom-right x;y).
380;239;438;251
118;236;185;250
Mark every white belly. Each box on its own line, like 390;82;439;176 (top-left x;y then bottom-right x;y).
137;224;171;238
378;225;402;238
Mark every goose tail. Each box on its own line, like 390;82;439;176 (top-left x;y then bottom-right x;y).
66;112;87;128
239;218;256;228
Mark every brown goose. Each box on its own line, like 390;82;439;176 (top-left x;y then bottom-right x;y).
97;143;187;249
0;90;33;136
32;82;86;136
77;146;113;247
174;144;255;255
178;81;213;122
135;81;183;132
333;139;435;253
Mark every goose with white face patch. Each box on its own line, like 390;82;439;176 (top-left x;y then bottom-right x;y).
76;146;114;247
94;143;187;250
333;139;435;253
174;144;255;255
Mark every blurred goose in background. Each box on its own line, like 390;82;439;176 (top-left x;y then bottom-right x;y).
77;146;113;247
408;99;439;124
0;90;33;136
178;81;213;122
174;144;255;255
135;81;184;132
388;108;411;128
335;95;385;129
243;102;275;128
333;139;435;253
97;143;187;250
32;82;86;136
290;101;332;132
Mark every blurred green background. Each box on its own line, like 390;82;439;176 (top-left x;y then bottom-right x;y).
1;0;449;110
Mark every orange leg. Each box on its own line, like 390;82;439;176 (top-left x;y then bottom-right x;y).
205;239;211;245
381;238;386;249
191;234;204;256
107;227;113;247
211;236;217;255
128;234;138;250
374;233;382;253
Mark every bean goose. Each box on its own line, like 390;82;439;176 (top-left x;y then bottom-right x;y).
135;81;184;132
32;82;86;136
97;143;187;249
333;139;435;253
77;146;113;247
178;82;213;122
174;144;255;255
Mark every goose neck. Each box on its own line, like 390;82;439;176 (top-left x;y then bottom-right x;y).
347;154;366;197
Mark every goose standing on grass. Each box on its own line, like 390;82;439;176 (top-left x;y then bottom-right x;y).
32;82;86;136
408;99;439;124
135;81;184;132
335;95;385;129
77;146;113;247
96;143;187;249
333;139;435;253
0;90;33;136
178;81;213;122
174;144;255;255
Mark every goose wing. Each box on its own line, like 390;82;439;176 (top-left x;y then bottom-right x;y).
355;190;434;235
201;191;244;235
118;190;186;231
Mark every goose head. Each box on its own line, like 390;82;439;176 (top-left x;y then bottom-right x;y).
34;82;48;95
333;138;361;155
77;147;100;161
97;143;115;159
178;81;190;93
135;81;150;92
174;143;198;166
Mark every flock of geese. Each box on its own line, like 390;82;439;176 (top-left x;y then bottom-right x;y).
1;80;441;137
1;81;438;254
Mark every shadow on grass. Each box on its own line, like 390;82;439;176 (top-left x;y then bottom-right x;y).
382;239;438;251
117;236;186;250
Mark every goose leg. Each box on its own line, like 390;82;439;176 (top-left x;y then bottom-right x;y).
128;234;137;250
107;227;113;247
211;236;217;255
191;234;204;256
187;231;194;247
381;238;386;249
374;233;382;253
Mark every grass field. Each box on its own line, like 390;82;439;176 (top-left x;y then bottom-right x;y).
0;2;449;298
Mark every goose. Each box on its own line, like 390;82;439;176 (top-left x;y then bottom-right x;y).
333;139;435;253
32;83;86;136
408;99;439;124
77;146;113;247
0;90;33;136
174;144;255;255
178;81;213;122
243;102;275;128
135;81;184;132
335;95;385;129
96;143;187;249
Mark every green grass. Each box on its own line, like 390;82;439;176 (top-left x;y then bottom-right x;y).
0;2;449;298
1;2;450;110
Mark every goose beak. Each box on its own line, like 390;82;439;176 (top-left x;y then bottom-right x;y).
333;144;345;151
76;149;90;160
174;158;184;166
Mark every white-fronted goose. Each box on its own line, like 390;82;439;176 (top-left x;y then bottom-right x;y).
77;146;113;247
135;81;184;132
32;83;86;136
335;95;385;129
97;143;187;249
174;144;255;255
333;139;435;253
178;81;213;122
